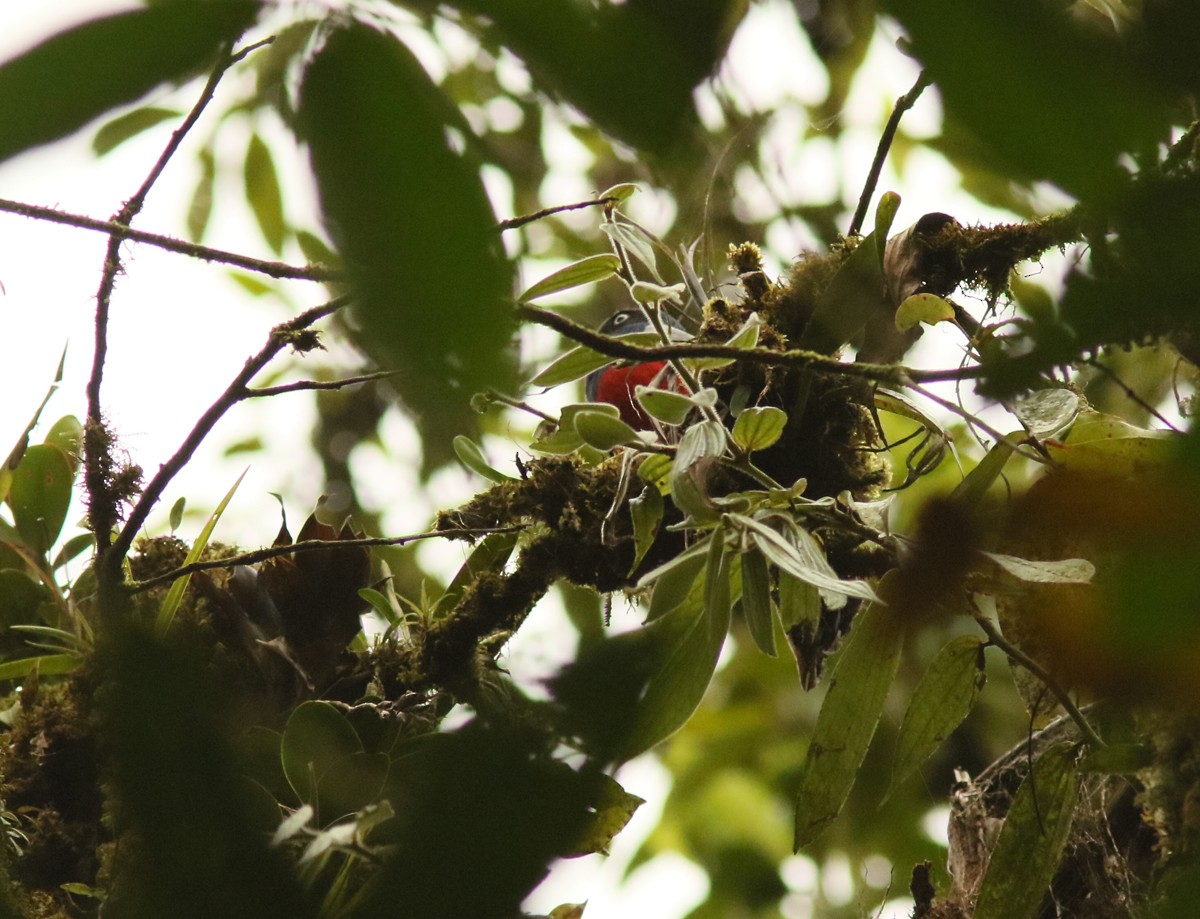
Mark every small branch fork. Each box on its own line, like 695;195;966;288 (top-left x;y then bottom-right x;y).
517;303;984;386
108;297;351;568
126;525;526;594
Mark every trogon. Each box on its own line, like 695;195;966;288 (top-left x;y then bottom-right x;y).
585;310;688;429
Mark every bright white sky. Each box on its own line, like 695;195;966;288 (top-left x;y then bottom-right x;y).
0;3;1046;917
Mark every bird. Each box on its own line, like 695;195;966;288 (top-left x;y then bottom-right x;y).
585;310;688;429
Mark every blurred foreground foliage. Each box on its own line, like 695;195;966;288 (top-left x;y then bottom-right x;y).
1;2;1200;918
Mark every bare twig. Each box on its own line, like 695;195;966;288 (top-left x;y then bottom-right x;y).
848;70;931;237
88;38;275;562
126;525;526;594
246;370;399;398
0;198;341;282
498;196;619;231
974;613;1106;749
518;303;985;386
1082;357;1181;432
109;297;351;566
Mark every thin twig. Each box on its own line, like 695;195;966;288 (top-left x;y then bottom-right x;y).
126;525;526;594
0;198;341;281
498;196;619;232
848;70;931;237
109;297;350;566
88;38;274;559
246;370;400;398
974;613;1106;749
1083;357;1181;432
518;303;985;386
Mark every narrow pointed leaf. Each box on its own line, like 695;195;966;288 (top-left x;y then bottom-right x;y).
156;467;247;635
733;514;878;605
629;484;663;571
188;147;216;241
740;545;776;656
889;636;986;797
245;132;286;254
794;600;904;849
531;331;665;388
453;436;515;483
801;234;885;355
518;254;620;303
973;744;1080;919
92;105;181;155
0;2;259;165
643;541;709;622
984;551;1095;584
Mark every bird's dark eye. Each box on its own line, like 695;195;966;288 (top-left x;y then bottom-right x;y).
611;311;632;327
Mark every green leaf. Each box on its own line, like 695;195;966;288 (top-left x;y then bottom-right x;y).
874;191;901;245
643;539;710;622
0;569;44;626
635;386;697;426
296;22;515;475
599;182;639;204
530;331;665;388
732;513;879;606
8;443;74;557
295;230;340;269
168;496;186;533
703;525;732;634
0;653;78;682
629;484;663;572
156;467;247;635
669;420;727;524
566;774;644;857
793;599;905;849
1045;409;1176;478
888;636;986;798
315;751;390;824
51;532;93;571
188;147;216;242
630;281;683;304
638;453;673;492
281;701;363;808
687;313;761;372
244;132;286;254
732;406;787;453
92;105;180;155
44;415;82;471
800;234;885;355
883;0;1169;197
950;437;1017;509
602;224;665;284
438;530;519;618
453;436;515;483
740;545;776;656
895;292;955;331
573;410;640;451
0;2;260;165
973;744;1080;919
518;254;620;303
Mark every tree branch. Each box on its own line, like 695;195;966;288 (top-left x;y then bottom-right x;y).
849;70;931;237
245;370;400;398
498;196;619;232
0;198;341;282
518;303;985;386
109;297;350;566
126;525;526;594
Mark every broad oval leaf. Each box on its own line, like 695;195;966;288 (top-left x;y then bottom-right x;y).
281;701;363;807
599;182;639;204
888;636;986;798
895;292;955;331
0;2;260;165
244;132;286;254
9;443;74;557
1046;409;1176;477
297;23;515;474
793;599;905;849
518;254;620;303
1011;388;1080;439
635;386;695;426
573;410;640;451
973;744;1080;919
732;406;787;453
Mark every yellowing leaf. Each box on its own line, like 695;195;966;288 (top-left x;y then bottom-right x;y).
895;292;955;331
732;406;787;452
